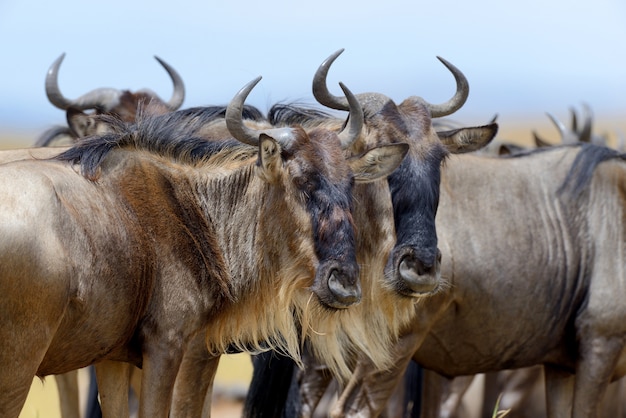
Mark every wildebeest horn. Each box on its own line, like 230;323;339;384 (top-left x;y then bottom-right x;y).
154;56;185;110
313;50;469;118
313;49;348;111
424;57;470;118
225;77;296;147
45;53;122;110
336;82;363;148
45;53;185;111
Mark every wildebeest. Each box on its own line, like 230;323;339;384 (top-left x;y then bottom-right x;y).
305;144;626;418
241;50;498;418
0;76;409;417
37;52;185;146
533;103;610;148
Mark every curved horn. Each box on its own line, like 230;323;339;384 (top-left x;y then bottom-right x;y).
45;53;123;111
424;57;469;118
226;77;295;147
337;82;363;148
313;49;350;110
546;112;570;143
154;56;185;110
45;53;73;110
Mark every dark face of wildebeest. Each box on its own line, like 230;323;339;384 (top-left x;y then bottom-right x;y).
311;49;497;298
224;77;407;311
37;53;185;146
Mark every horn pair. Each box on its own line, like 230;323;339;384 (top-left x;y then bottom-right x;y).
45;53;185;111
313;49;469;118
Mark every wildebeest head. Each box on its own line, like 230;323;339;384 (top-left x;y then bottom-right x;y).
312;49;497;298
226;77;408;310
37;53;185;146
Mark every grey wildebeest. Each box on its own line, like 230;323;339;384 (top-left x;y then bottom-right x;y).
241;50;498;418
37;52;185;146
299;143;626;418
0;76;410;417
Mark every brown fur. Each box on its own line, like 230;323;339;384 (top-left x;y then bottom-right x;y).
0;119;381;417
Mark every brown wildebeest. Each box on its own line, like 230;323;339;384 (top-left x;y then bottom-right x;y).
37;52;185;146
241;50;498;418
0;76;409;418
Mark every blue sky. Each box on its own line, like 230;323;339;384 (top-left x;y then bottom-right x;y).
0;0;624;138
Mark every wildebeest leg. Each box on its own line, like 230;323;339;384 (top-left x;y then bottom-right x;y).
420;370;448;418
544;365;574;418
137;346;184;418
95;360;132;418
438;374;475;418
56;370;81;418
572;335;624;418
491;367;543;417
298;347;335;418
170;333;220;418
330;332;420;418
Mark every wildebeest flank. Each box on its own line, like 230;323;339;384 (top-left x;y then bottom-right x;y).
0;77;406;418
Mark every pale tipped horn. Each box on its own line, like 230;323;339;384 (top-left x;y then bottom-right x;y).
226;77;295;146
154;56;185;110
337;82;363;148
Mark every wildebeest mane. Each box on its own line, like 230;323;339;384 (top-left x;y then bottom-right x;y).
268;103;340;128
55;105;261;179
558;143;626;197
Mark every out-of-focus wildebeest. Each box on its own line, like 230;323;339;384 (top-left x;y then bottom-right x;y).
0;75;410;418
37;52;185;146
533;103;610;148
242;50;498;418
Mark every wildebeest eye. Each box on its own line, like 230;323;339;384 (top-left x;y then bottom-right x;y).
293;173;320;193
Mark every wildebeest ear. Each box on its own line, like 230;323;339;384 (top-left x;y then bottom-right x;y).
67;107;95;138
349;143;409;183
257;133;282;183
437;123;498;154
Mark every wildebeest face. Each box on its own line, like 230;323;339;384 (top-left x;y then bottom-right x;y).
257;127;408;309
313;49;496;298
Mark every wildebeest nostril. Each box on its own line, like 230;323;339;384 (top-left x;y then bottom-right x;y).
328;269;361;306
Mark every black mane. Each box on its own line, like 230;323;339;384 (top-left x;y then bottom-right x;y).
55;105;265;179
268;103;342;128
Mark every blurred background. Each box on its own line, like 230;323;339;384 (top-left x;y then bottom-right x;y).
1;0;625;416
1;0;625;145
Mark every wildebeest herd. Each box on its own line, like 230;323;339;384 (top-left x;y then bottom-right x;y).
1;49;624;418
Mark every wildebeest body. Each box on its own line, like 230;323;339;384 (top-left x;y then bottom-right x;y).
0;92;404;417
330;144;626;418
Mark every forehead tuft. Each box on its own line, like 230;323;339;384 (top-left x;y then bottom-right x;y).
291;127;351;182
